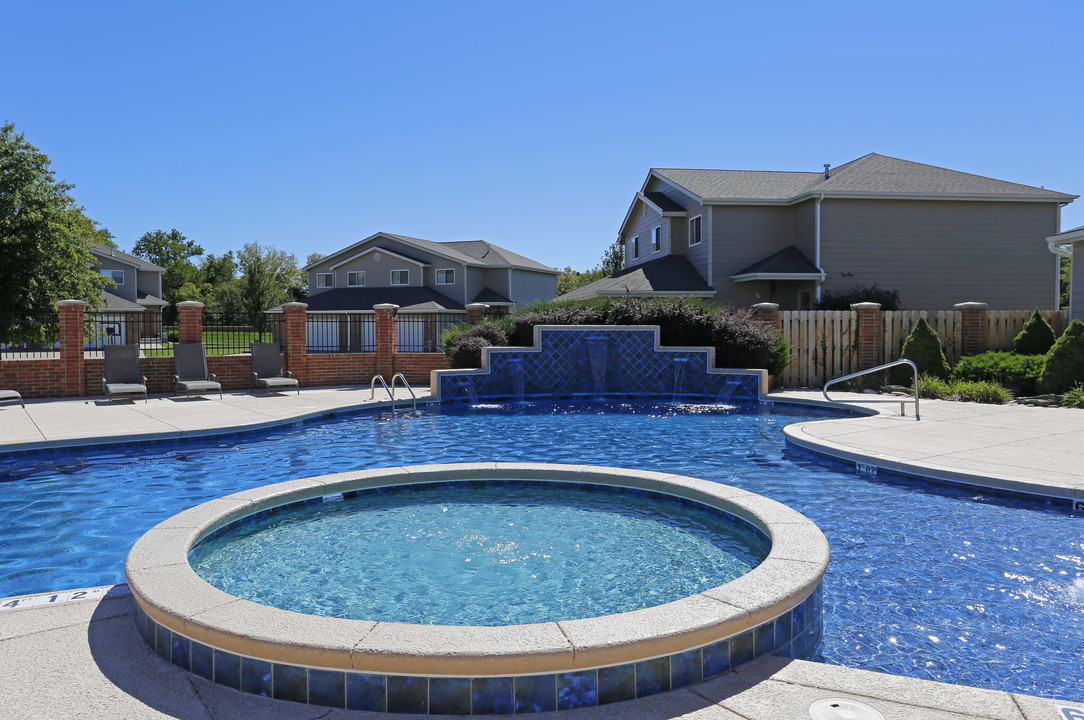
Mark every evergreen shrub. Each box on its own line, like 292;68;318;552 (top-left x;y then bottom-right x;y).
442;320;509;369
1037;320;1084;394
1062;383;1084;409
951;352;1045;396
892;317;950;384
1013;309;1057;355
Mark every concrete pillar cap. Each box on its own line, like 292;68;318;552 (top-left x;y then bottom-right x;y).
751;302;779;310
176;301;205;309
373;303;400;311
954;302;988;310
465;303;490;310
282;302;309;310
851;302;882;310
56;299;87;308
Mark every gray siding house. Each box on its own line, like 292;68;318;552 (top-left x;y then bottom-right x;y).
89;242;167;340
303;232;559;312
564;154;1077;310
1048;224;1083;322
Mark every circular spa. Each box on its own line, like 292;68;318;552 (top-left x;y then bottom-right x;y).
126;463;828;715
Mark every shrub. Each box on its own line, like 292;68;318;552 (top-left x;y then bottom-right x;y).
916;374;953;399
1013;309;1057;355
442;320;509;369
1062;383;1084;409
1038;320;1084;394
768;332;792;377
815;284;902;311
508;302;603;346
916;375;1011;403
892;317;950;383
951;352;1045;396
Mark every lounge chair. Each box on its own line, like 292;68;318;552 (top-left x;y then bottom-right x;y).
0;390;24;408
103;344;148;403
250;342;299;395
173;343;222;399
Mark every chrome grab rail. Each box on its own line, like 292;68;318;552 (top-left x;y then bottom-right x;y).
391;373;418;412
823;359;920;420
370;374;396;411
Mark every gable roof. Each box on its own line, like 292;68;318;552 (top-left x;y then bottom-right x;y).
651;154;1076;205
90;242;166;273
558;255;714;301
305;232;558;275
731;245;824;282
295;286;466;313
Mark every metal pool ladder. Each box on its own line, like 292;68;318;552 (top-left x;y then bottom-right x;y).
369;373;418;413
822;359;920;420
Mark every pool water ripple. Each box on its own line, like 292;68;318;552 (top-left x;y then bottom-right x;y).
1;400;1082;702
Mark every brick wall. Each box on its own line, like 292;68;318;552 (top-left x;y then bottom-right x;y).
0;359;64;399
393;353;448;385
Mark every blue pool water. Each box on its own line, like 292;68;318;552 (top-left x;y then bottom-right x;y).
190;482;770;625
1;400;1082;702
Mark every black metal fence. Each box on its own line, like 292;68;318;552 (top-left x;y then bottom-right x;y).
202;312;284;354
0;310;60;359
305;313;376;353
83;311;170;353
397;313;464;353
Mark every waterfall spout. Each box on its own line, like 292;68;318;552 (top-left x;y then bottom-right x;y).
586;337;609;398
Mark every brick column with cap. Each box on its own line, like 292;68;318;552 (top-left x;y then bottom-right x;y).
465;303;489;324
751;302;780;330
281;303;308;386
176;301;204;343
955;302;988;358
374;303;399;379
853;302;883;370
58;299;86;397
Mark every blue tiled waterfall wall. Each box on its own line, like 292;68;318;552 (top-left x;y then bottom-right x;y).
436;326;764;404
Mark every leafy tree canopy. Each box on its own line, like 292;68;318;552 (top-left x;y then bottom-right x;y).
0;121;111;313
237;242;301;316
132;228;203;307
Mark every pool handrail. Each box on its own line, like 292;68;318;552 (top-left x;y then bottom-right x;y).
391;373;418;412
369;374;396;412
823;359;920;420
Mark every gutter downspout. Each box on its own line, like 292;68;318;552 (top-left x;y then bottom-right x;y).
814;194;827;302
1048;203;1072;310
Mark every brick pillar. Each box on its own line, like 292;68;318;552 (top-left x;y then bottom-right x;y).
374;303;399;379
853;302;883;370
176;301;204;343
466;303;489;324
955;302;988;357
282;303;308;386
58;300;86;397
751;302;781;329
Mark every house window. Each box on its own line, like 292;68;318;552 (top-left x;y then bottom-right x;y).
100;269;124;285
435;268;455;285
651;227;661;252
316;273;333;288
630;236;639;260
347;271;365;287
689;216;702;246
391;269;409;285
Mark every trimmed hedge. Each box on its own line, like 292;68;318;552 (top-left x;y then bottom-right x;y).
1013;309;1057;355
952;352;1045;396
892;317;950;383
1038;320;1084;394
442;320;509;369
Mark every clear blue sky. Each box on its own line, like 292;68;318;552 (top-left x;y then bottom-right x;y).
4;1;1082;272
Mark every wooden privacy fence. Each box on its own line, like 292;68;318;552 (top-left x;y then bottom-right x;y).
779;309;1070;388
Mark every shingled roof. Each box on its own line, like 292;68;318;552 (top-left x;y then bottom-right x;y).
558;256;714;301
653;153;1076;203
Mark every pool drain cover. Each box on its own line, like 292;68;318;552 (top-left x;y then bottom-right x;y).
809;698;886;720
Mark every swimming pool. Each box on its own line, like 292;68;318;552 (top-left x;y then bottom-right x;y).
2;400;1082;702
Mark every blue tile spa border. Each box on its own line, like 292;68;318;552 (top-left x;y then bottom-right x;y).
133;582;823;715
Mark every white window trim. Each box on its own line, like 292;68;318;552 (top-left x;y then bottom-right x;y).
435;268;455;285
316;272;333;288
346;270;365;287
390;269;409;286
689;215;702;246
101;269;124;285
651;226;661;253
630;236;639;260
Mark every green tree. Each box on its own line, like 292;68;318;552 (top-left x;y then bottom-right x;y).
0;121;110;314
1061;253;1071;311
598;239;625;276
556;266;605;295
132;228;204;309
237;242;301;317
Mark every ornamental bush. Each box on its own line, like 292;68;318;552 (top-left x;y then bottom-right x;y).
1037;320;1084;394
1013;309;1057;355
815;284;902;311
951;352;1045;396
442;320;509;369
892;317;950;384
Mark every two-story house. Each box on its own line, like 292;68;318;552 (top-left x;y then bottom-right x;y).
563;154;1077;310
89;242;167;342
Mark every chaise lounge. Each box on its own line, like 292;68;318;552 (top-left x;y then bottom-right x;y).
0;390;24;408
173;342;222;399
250;342;299;395
103;344;148;403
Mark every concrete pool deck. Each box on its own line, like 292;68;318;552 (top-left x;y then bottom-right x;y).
1;387;1082;718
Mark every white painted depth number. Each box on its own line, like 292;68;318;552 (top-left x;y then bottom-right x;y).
0;584;130;611
1059;706;1084;720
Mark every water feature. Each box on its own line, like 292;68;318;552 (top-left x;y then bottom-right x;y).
585;336;609;396
716;376;744;404
505;358;525;402
671;357;689;400
455;378;478;404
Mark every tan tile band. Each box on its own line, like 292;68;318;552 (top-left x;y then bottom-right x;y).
126;463;829;677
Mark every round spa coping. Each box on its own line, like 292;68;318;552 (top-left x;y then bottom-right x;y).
125;462;829;679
